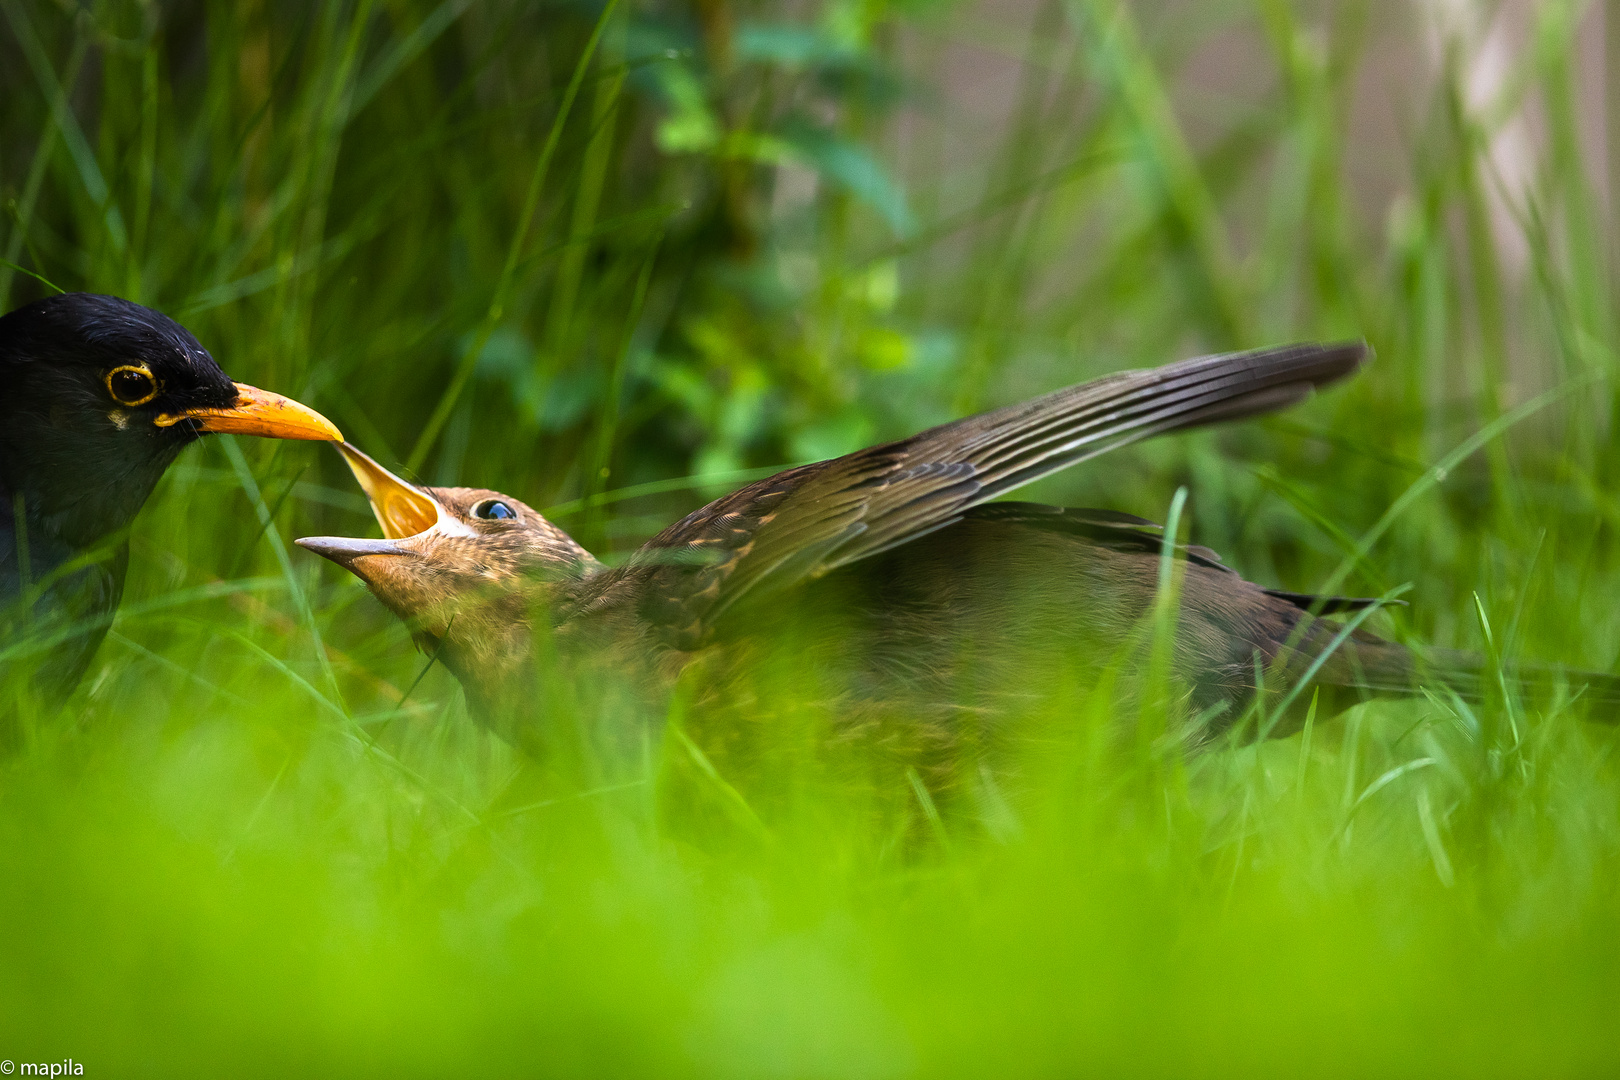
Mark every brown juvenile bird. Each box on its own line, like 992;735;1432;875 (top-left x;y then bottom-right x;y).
296;340;1541;766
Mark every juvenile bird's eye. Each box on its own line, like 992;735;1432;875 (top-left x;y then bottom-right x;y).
106;364;160;406
472;499;517;521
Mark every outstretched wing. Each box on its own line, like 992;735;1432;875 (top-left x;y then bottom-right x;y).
583;341;1368;647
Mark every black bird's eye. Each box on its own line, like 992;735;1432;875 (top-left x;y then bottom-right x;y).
106;364;161;406
472;499;517;521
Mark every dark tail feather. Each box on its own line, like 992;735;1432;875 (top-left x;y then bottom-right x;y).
1323;638;1620;718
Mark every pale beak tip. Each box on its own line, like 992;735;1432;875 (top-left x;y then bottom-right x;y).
296;534;411;569
310;415;344;442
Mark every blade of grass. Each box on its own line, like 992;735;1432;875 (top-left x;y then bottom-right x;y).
407;0;623;472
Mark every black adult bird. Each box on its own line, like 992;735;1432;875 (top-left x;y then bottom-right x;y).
301;340;1516;766
1;292;342;712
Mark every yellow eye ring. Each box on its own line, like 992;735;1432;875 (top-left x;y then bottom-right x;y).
106;364;161;407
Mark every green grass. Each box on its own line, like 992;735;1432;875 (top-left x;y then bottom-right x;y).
5;0;1620;1074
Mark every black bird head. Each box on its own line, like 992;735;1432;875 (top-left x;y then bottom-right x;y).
297;444;597;682
0;293;341;548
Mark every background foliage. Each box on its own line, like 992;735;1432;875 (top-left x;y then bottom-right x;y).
4;0;1620;1074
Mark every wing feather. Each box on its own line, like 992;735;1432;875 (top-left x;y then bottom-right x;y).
578;341;1368;646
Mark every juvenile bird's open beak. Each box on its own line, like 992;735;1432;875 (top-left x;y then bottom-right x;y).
331;441;443;539
295;535;413;570
155;383;342;441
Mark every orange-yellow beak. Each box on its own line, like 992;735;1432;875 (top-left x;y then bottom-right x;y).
332;441;442;539
155;382;342;441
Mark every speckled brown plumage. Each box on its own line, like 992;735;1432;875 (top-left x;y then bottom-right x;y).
296;340;1616;770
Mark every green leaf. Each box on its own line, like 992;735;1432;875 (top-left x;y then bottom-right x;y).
653;62;719;154
777;120;915;236
734;23;859;68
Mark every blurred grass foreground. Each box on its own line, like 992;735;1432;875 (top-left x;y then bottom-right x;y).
5;0;1620;1074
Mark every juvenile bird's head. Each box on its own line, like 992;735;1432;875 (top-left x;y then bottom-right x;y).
297;444;600;686
0;292;340;546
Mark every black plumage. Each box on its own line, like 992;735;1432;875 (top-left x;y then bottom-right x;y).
1;293;341;713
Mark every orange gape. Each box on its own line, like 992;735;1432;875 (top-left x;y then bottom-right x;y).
334;443;441;539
